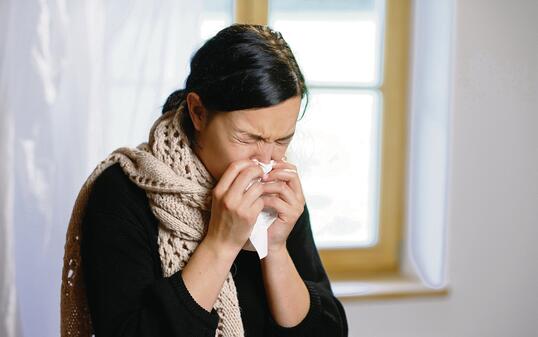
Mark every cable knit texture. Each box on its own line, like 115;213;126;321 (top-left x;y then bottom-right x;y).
60;104;245;336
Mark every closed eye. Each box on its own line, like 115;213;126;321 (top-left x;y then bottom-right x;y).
234;137;255;145
234;134;293;145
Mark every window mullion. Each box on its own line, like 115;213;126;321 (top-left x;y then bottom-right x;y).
234;0;269;25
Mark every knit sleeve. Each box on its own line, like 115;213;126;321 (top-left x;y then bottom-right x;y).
80;164;220;336
265;203;349;337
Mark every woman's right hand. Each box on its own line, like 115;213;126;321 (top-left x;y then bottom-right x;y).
203;159;266;256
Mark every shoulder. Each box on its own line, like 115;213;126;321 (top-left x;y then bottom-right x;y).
84;162;155;231
91;162;140;199
81;163;163;279
82;162;161;254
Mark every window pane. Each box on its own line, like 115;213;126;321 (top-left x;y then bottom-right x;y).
269;0;385;86
287;89;382;248
199;0;234;42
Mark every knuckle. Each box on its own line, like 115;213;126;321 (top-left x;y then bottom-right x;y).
212;187;222;199
237;208;250;221
231;161;243;171
222;197;234;210
230;161;241;169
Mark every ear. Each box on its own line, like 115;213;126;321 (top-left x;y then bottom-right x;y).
186;92;208;131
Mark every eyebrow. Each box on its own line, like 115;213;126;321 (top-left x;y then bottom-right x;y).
236;129;295;142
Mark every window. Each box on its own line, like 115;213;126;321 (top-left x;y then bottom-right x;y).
233;0;412;279
200;0;235;41
101;0;411;281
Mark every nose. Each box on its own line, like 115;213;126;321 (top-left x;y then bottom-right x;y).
254;141;275;164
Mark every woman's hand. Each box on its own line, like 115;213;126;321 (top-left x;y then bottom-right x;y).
204;159;266;257
260;159;306;254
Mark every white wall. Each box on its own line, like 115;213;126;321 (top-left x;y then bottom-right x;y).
344;0;538;336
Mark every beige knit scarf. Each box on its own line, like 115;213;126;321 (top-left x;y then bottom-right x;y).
60;103;245;336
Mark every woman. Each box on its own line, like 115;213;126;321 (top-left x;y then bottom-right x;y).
60;23;348;337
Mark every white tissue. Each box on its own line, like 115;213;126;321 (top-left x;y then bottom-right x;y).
242;159;278;259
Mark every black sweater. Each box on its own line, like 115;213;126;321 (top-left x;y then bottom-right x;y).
80;162;348;337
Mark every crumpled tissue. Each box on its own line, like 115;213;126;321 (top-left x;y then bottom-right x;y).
242;159;278;259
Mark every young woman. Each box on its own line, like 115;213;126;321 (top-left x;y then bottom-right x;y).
61;23;348;337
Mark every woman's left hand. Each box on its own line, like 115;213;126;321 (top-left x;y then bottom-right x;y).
261;159;306;255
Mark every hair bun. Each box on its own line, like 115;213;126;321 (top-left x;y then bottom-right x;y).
162;89;187;115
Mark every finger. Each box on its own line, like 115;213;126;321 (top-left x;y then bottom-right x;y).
263;168;302;198
261;180;297;205
237;180;265;227
215;159;259;194
270;160;297;171
261;195;289;215
241;180;265;209
228;164;265;196
266;160;298;180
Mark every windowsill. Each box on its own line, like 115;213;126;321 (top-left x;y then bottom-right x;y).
331;273;450;302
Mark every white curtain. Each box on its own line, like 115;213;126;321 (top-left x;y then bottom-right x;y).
0;1;205;336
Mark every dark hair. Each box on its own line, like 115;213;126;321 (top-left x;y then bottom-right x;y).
162;23;309;150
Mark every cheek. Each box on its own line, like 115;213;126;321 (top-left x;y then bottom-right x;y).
213;143;255;179
227;143;256;161
273;144;289;158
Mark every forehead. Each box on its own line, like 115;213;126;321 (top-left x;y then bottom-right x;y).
223;96;301;135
